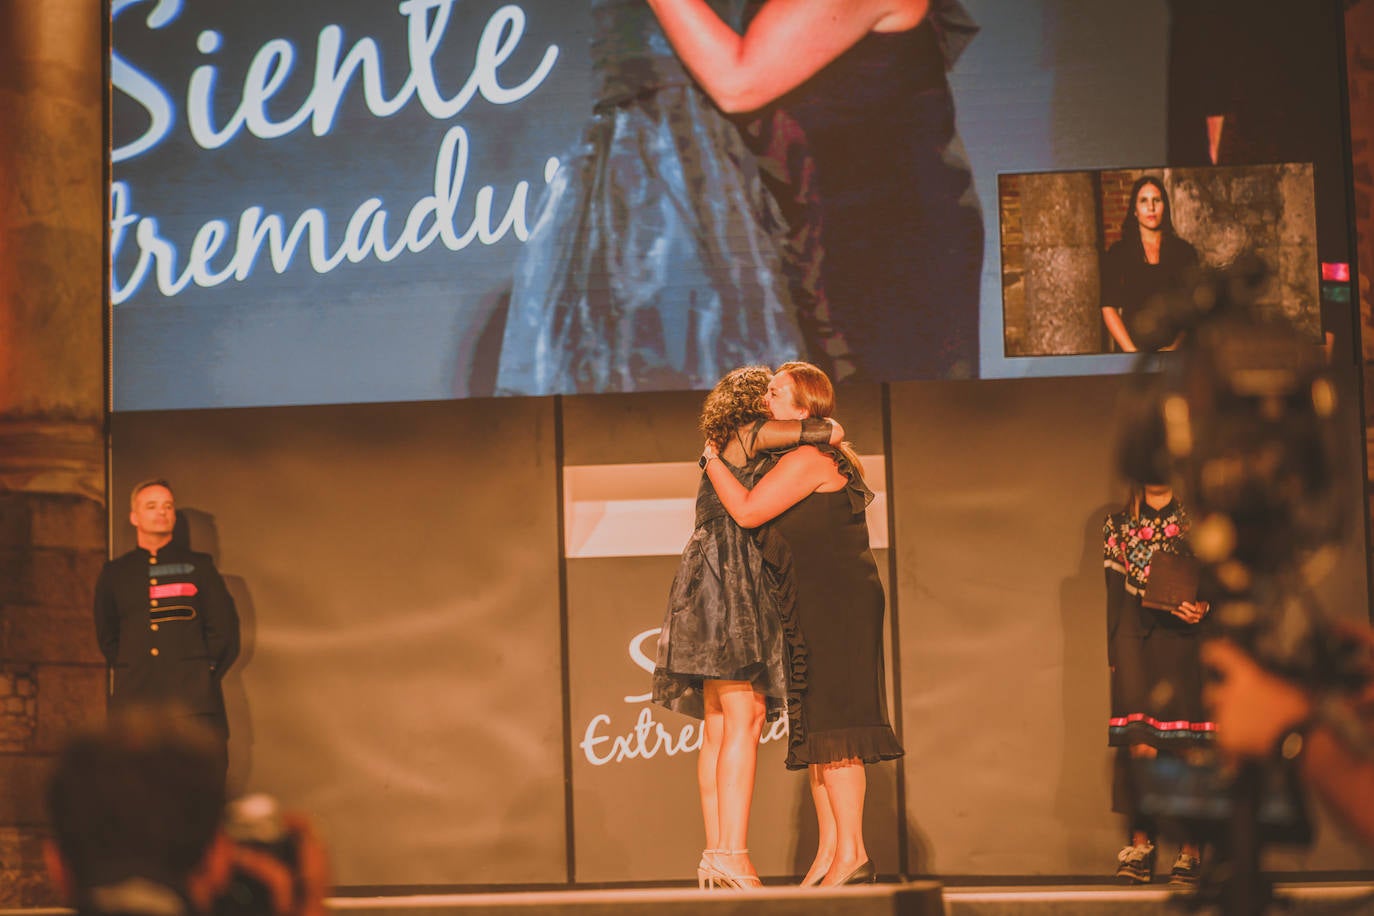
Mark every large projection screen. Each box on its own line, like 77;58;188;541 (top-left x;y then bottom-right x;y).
106;0;1370;888
111;1;1355;409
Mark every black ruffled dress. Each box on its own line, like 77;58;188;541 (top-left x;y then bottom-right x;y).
770;446;903;769
744;0;983;381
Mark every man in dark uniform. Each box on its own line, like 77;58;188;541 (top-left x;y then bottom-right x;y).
94;479;240;755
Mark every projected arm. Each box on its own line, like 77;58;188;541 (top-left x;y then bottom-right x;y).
1101;308;1138;353
646;0;928;113
1099;247;1138;352
1207;115;1224;165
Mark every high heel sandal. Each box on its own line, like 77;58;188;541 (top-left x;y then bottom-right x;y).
700;848;763;890
696;849;718;889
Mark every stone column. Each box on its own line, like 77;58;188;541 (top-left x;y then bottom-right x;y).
1346;0;1374;590
1018;171;1103;355
0;1;107;906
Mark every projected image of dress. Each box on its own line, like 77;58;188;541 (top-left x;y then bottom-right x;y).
733;0;985;381
645;0;984;383
495;0;811;396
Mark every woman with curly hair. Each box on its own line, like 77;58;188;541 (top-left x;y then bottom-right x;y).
495;0;819;395
654;366;839;888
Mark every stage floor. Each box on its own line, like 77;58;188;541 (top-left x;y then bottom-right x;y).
330;883;942;915
943;881;1374;914
322;881;1374;916
7;880;1374;916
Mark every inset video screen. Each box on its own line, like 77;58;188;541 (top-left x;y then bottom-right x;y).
110;1;1351;410
999;164;1322;357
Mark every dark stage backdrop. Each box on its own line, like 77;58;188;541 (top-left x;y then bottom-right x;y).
110;371;1373;886
109;398;568;886
888;372;1373;876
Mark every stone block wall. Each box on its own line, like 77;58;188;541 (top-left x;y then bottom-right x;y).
0;494;106;905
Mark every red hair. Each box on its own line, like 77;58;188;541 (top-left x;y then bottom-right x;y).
775;361;835;419
774;361;864;481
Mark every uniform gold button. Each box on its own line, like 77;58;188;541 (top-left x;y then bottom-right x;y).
151;600;159;607
150;578;158;585
150;648;159;656
149;556;156;563
150;624;159;632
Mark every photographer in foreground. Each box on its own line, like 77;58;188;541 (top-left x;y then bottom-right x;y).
1204;631;1374;848
44;706;328;916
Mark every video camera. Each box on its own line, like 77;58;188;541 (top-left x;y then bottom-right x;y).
213;794;302;916
1115;256;1364;912
1118;254;1355;688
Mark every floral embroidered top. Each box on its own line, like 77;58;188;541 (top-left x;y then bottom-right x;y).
1102;498;1190;597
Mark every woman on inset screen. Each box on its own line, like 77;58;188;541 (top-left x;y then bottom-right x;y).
645;0;984;382
699;361;904;887
653;366;842;890
1103;479;1212;886
1099;176;1200;353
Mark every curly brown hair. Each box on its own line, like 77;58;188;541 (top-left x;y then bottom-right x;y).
699;366;772;448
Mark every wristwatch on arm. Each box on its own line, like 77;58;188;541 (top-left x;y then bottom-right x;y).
1275;693;1374;763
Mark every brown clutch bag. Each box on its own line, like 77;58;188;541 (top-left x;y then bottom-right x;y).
1141;551;1200;611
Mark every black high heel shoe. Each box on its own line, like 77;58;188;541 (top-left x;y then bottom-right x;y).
834;859;876;885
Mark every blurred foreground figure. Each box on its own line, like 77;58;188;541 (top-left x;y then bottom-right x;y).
1204;634;1374;848
44;707;328;916
1117;256;1364;911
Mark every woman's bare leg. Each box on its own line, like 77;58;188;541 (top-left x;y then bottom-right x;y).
801;763;837;885
699;684;725;849
820;759;868;885
705;679;766;881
